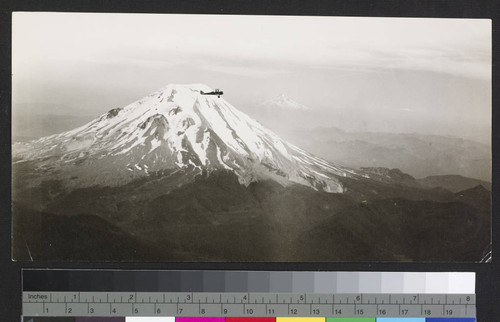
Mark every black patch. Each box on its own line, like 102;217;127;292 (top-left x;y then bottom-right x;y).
106;108;122;119
168;106;182;115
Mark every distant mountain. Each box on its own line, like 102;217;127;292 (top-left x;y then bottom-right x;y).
418;175;491;193
359;167;420;188
12;114;94;142
282;126;491;182
260;93;310;110
13;84;359;193
11;84;491;262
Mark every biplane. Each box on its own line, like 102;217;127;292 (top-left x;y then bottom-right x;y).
200;89;223;98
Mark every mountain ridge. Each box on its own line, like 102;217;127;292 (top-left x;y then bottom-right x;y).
260;93;310;110
12;170;491;261
418;175;491;193
13;84;361;193
11;83;492;262
282;126;491;182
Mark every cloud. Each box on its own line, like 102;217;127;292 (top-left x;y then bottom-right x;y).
13;13;491;81
199;63;289;78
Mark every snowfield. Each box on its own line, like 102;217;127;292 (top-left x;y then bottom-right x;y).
12;84;361;192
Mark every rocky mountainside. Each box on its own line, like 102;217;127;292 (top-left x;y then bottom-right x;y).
13;84;362;193
11;84;491;262
359;167;421;187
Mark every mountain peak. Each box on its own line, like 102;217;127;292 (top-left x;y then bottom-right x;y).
261;93;310;110
150;83;212;97
13;84;355;193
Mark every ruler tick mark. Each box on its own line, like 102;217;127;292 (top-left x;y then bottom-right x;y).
22;291;477;319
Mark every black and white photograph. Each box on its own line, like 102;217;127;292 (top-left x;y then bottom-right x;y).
11;12;492;262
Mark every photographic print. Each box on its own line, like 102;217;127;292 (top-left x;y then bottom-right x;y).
11;13;492;261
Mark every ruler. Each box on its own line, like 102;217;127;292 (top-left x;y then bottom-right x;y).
22;292;476;318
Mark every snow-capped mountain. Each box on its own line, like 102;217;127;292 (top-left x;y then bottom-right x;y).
13;84;358;192
260;93;310;110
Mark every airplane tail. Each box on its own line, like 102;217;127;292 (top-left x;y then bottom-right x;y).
200;90;204;94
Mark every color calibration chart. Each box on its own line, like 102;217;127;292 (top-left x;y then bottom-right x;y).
22;270;476;321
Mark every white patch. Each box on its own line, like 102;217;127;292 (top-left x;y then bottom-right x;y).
188;159;201;170
149;137;162;153
14;84;353;194
187;127;208;166
216;145;232;170
293;155;313;165
272;140;291;160
310;169;330;179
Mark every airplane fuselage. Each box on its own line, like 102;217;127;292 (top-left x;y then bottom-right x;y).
200;90;223;98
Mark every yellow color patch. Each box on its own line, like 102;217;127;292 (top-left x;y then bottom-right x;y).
277;318;325;322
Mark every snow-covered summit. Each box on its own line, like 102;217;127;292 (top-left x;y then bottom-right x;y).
13;84;356;192
261;93;310;110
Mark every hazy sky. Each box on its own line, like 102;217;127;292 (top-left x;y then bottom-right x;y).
12;13;491;142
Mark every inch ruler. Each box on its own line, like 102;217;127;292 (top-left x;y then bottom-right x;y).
22;292;476;318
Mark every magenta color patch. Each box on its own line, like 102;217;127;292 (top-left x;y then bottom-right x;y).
176;318;225;322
